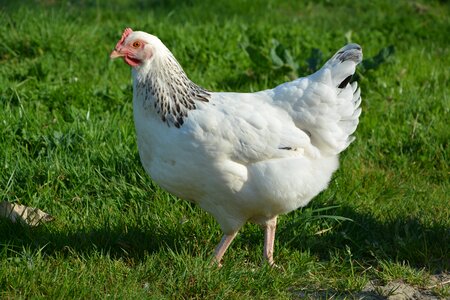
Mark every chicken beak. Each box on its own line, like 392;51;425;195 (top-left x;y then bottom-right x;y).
110;49;124;59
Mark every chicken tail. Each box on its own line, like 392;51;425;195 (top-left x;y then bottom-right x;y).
273;44;363;156
307;43;363;155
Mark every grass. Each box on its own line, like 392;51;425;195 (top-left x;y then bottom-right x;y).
0;0;449;298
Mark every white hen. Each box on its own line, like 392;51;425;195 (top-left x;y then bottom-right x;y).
111;28;362;266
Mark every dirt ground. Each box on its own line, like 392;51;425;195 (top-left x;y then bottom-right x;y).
359;273;450;300
292;273;450;299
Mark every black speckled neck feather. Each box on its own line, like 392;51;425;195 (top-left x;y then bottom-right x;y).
136;54;210;128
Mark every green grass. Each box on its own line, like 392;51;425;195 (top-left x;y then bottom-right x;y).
0;0;449;298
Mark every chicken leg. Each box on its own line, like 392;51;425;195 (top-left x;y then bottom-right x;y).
213;216;278;266
212;231;238;266
263;216;277;266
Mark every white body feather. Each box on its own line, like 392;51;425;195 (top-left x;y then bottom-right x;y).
130;35;362;234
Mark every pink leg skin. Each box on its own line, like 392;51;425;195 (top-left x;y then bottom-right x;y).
212;232;238;267
263;216;278;266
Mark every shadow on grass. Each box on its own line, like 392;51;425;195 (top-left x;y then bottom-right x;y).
1;204;448;272
0;218;181;261
276;205;450;272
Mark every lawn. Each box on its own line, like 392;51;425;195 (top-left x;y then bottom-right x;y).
0;0;449;298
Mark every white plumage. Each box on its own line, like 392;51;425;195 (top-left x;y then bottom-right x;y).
111;28;363;265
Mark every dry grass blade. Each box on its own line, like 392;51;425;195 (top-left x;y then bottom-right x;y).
0;201;54;226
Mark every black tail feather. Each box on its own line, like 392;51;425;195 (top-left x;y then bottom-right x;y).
338;75;353;88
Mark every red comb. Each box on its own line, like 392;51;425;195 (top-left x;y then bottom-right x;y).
115;28;133;48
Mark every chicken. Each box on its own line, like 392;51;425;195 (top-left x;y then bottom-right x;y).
110;28;362;266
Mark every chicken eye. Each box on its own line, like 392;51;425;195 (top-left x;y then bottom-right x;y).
132;41;141;48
